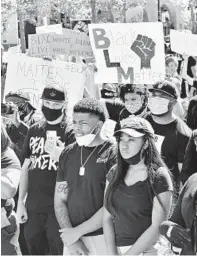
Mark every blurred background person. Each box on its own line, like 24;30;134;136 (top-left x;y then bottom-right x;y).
1;124;21;255
180;129;197;185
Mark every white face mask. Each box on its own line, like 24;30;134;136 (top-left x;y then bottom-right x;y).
148;97;170;115
75;123;98;147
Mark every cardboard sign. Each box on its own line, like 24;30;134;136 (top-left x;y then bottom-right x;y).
36;24;63;34
170;30;197;56
71;19;91;35
89;22;165;84
29;30;93;59
5;54;86;116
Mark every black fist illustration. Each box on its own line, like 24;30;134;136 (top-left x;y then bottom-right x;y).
131;34;156;69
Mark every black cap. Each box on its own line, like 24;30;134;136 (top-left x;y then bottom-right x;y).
41;86;65;102
149;80;178;100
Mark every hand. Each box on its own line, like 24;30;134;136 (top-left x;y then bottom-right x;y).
67;240;89;255
60;226;82;247
131;34;156;69
11;104;21;127
160;221;192;249
49;139;65;162
16;201;28;224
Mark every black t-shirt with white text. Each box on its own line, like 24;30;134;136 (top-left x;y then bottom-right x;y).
145;114;191;183
20;122;75;213
57;140;116;236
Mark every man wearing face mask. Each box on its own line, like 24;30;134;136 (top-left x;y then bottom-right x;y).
54;98;116;255
17;85;75;255
146;81;191;191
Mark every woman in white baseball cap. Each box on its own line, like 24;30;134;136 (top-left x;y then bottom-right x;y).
103;116;174;255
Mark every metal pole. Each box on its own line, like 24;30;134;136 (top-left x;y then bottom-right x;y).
158;0;161;21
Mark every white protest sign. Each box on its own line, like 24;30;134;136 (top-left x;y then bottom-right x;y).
5;54;86;116
29;29;93;59
170;30;197;56
89;22;165;84
36;24;63;34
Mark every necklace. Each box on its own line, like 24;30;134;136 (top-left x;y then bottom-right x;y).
80;146;99;176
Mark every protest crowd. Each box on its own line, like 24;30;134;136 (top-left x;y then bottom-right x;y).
1;4;197;256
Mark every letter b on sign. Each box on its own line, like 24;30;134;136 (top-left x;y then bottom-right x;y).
92;29;110;49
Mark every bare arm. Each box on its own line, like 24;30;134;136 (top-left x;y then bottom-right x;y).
125;191;172;255
54;181;72;228
103;181;118;255
18;159;31;203
191;66;197;79
1;168;20;199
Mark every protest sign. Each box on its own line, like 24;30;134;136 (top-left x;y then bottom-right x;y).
36;24;63;34
71;19;91;35
89;22;165;84
5;54;86;116
170;30;197;56
29;29;93;59
126;6;149;23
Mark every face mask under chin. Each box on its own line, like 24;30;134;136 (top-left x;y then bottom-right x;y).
75;123;99;147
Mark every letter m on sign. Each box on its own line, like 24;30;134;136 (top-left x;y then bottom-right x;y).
117;67;134;83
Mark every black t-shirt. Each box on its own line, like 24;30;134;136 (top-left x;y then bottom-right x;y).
20;122;75;213
57;140;116;236
187;56;196;78
1;148;21;215
145;115;191;183
107;166;173;247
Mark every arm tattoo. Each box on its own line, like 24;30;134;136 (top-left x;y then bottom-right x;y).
55;201;72;228
57;184;68;194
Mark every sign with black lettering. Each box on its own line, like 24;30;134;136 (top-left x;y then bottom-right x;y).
28;29;93;59
89;22;165;84
5;54;86;116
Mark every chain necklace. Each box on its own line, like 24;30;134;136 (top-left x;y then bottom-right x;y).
79;146;99;176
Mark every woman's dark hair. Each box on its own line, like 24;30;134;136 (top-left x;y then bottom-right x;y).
74;97;106;122
1;124;10;153
180;130;197;184
105;133;172;217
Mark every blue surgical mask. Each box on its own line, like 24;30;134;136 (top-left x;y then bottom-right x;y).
75;123;99;147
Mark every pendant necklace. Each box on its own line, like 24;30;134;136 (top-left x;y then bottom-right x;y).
80;145;99;176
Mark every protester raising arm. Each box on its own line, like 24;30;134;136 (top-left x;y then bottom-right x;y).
17;129;32;224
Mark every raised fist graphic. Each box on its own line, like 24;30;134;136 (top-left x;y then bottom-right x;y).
131;34;156;69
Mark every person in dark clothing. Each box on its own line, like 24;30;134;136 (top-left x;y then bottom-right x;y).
160;173;197;255
104;116;173;255
5;91;42;126
55;98;116;255
146;81;191;191
103;84;149;122
180;129;197;185
1;124;21;255
187;95;197;130
17;85;75;255
187;56;197;96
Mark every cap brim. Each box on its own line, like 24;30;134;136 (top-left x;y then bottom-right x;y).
114;128;144;138
41;96;65;103
149;88;176;99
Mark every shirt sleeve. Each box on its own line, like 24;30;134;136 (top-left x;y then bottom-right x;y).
105;100;125;122
153;167;173;195
56;144;73;182
19;127;32;164
176;122;191;163
1;148;21;170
